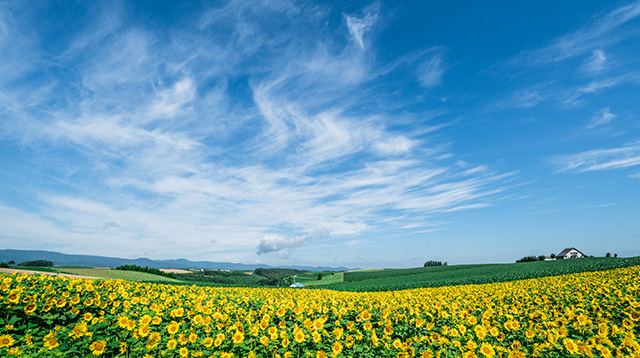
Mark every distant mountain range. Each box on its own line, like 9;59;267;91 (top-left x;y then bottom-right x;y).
0;249;353;272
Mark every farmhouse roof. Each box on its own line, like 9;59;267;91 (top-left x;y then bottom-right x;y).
557;247;586;257
289;282;304;288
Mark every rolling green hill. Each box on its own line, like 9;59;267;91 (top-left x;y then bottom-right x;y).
293;271;344;286
9;257;639;291
322;256;640;292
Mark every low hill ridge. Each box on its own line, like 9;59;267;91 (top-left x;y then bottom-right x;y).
0;249;353;272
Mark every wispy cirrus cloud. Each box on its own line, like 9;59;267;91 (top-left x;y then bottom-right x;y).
582;49;607;74
345;2;380;50
554;143;640;172
492;87;546;110
587;107;616;129
490;70;640;111
491;2;640;111
514;1;640;65
0;0;513;264
416;48;447;88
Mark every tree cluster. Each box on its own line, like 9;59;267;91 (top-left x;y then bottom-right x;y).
516;256;543;263
113;264;176;279
0;260;15;268
17;260;54;267
252;268;307;286
423;260;447;267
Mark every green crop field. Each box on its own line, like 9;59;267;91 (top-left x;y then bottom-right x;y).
323;256;640;291
56;267;180;282
7;266;61;274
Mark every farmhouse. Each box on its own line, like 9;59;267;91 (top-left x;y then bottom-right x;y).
556;247;586;259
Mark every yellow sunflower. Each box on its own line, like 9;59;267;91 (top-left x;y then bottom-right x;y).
166;339;178;350
0;335;15;348
90;339;106;356
332;342;343;357
479;342;495;358
232;331;244;344
563;338;579;355
166;321;180;335
23;302;37;314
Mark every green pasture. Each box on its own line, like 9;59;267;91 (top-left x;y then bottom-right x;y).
323;256;640;292
294;271;344;286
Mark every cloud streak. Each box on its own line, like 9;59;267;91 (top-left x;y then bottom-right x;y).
416;48;447;88
514;1;640;65
587;107;616;129
582;49;607;74
555;143;640;172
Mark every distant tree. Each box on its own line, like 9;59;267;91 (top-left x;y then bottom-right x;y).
317;273;323;280
114;264;176;279
423;260;444;267
7;260;15;266
537;255;546;261
0;262;9;268
252;268;306;280
614;253;618;258
550;253;556;259
282;277;294;286
17;260;54;267
606;252;611;258
516;256;538;263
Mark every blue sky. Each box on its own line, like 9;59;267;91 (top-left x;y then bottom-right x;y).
1;0;639;268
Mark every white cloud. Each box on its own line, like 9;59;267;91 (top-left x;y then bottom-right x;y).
583;49;607;74
491;87;546;110
375;136;413;155
257;232;326;255
555;143;640;172
493;70;640;111
345;2;380;50
416;49;447;88
515;2;640;65
58;2;124;60
82;29;151;89
587;107;616;129
148;78;197;119
579;71;640;94
556;71;640;108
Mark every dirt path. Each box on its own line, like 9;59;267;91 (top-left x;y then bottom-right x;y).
0;268;102;279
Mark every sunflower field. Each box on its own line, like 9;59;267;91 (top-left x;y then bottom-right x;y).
1;266;639;357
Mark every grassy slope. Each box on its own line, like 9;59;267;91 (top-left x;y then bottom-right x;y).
295;272;344;286
10;266;60;273
323;256;640;292
57;267;180;282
